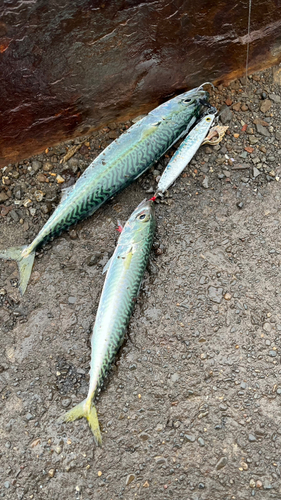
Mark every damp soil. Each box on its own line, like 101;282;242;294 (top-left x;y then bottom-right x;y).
1;66;281;499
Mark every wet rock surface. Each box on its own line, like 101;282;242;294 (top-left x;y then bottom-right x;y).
1;66;281;498
1;1;281;167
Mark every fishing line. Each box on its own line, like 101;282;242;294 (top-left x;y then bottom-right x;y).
245;0;252;92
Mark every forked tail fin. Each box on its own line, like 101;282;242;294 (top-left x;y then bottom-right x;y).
58;399;102;446
0;246;35;295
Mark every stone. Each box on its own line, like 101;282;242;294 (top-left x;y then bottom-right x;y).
232;102;241;111
269;93;281;103
269;350;277;357
260;99;272;113
36;173;47;183
10;209;19;222
198;437;205;447
248;434;256;442
31;160;42;172
202;176;209;189
249;479;255;488
255;123;270;137
86;252;102;266
219;105;233;124
43;161;53;171
208;286;223;304
126;474;135;486
61;398;72;408
253;167;261;178
184;434;196;443
0;191;9;202
216;457;227;470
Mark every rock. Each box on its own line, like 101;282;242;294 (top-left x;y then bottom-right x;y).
263;322;271;332
43;161;53;171
263;479;272;490
224;292;231;300
86;252;102;266
241;104;248;111
68;296;76;304
208;286;223;304
256;480;263;488
249;479;255;488
4;481;10;489
139;432;150;440
56;175;65;184
37;173;47;182
198;437;205;447
184;434;196;443
255;123;270;137
32;160;42;172
25;412;34;421
126;474;135;486
61;398;72;408
143;481;149;488
219;105;233;124
154;456;166;464
202;176;209;189
69;230;78;239
171;372;179;383
10;209;19;222
253;166;261;178
48;469;55;478
0;191;9;202
269;350;277;357
249;135;259;144
260;99;272;113
216;456;227;470
248;433;256;442
232;102;241;111
269;93;281;103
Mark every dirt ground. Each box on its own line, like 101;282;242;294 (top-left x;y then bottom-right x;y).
1;66;281;500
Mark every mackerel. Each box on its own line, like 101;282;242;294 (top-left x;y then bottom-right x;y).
156;114;215;195
0;86;207;294
59;199;156;445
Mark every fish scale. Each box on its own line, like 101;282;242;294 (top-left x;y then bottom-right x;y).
59;199;156;445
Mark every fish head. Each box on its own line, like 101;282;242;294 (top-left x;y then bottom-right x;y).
122;199;156;244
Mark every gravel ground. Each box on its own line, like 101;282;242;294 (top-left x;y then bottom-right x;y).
1;65;281;500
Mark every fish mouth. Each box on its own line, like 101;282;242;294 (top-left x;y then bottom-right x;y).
135;198;155;214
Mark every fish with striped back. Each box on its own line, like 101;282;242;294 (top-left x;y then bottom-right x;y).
156;113;216;195
0;85;208;295
58;199;156;445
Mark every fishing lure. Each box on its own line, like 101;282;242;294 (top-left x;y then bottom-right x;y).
156;114;215;195
59;199;156;445
0;86;207;294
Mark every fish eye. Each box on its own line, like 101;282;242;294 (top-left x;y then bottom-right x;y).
206;117;211;121
183;98;191;103
138;214;146;220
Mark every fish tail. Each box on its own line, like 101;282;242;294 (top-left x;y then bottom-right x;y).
0;245;35;295
58;399;102;446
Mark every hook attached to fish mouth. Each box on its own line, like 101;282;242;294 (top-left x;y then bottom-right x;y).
199;98;217;116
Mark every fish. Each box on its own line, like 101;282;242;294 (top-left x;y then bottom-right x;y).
58;199;156;445
156;113;215;195
0;86;207;295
